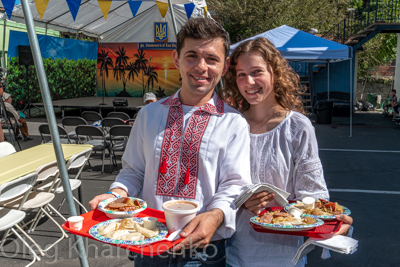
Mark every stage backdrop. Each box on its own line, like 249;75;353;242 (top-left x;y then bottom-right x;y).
97;42;181;98
7;31;97;109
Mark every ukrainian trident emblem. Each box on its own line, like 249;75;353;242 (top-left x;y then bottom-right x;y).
154;22;168;42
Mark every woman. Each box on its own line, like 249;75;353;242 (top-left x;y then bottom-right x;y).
219;37;352;267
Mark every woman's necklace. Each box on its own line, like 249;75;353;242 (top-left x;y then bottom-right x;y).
247;108;289;134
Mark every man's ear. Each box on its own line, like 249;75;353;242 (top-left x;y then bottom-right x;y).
222;57;230;76
172;50;180;69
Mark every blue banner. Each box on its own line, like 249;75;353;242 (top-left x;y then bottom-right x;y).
8;31;98;60
138;42;176;50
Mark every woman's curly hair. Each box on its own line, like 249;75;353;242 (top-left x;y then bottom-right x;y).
218;37;305;114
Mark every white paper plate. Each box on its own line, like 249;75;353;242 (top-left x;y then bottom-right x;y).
284;203;351;220
98;197;147;219
250;216;324;231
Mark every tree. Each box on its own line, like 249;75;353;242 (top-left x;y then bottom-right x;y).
97;49;113;97
145;66;159;92
127;62;139;84
133;49;149;96
208;0;349;43
113;46;130;95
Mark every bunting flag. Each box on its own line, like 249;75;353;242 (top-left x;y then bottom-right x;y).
128;1;142;17
65;0;82;21
1;0;17;19
34;0;50;20
184;3;195;19
98;0;112;20
204;5;208;18
155;1;169;18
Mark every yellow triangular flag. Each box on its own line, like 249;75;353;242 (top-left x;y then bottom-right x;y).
98;0;112;21
204;6;208;18
156;1;169;18
34;0;50;20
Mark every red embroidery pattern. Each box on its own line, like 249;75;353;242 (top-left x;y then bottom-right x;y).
156;107;211;199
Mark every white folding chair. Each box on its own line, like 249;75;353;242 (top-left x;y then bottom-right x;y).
0;172;40;266
0;141;17;158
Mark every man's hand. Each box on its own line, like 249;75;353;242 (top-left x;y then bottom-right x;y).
244;191;275;215
335;214;353;236
88;188;128;210
174;209;224;250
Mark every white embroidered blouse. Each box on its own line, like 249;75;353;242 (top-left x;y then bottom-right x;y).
226;111;329;267
110;90;252;240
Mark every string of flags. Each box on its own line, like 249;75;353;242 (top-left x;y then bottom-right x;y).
0;0;207;21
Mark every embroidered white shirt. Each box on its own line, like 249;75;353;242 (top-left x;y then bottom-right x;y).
226;111;329;267
110;90;252;239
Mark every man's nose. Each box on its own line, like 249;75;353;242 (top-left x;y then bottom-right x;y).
195;58;207;71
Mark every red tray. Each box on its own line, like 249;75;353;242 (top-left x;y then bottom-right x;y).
249;207;343;239
62;208;183;256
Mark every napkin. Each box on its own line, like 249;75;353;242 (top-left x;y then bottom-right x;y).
234;183;290;209
291;236;358;264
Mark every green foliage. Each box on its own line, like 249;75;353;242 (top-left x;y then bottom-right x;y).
208;0;350;43
6;57;96;110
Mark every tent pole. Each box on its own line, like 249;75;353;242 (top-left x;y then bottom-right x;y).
350;56;353;137
19;1;89;266
327;60;330;101
168;0;178;36
2;18;6;68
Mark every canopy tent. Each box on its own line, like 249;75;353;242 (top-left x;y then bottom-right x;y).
230;25;354;137
0;0;208;41
230;25;351;62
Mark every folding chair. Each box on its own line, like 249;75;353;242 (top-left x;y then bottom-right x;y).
61;116;88;140
0;172;40;266
107;111;130;121
81;111;103;125
38;124;76;144
0;167;68;256
102;117;126;139
0;141;16;158
75;125;113;173
1;109;22;149
109;125;132;168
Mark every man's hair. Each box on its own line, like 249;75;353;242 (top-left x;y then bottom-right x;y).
392;89;396;94
176;18;230;58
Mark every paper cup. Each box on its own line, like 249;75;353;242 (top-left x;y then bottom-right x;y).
288;206;302;218
68;216;84;231
143;217;158;230
302;196;316;209
162;200;198;233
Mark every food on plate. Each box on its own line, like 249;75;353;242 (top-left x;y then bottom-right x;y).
257;211;317;226
105;197;144;212
294;199;345;216
97;218;159;241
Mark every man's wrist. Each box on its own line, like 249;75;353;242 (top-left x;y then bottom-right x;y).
106;191;120;198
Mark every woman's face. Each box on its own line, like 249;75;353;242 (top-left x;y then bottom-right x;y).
235;51;275;107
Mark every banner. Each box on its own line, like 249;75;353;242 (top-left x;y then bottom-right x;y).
97;42;181;98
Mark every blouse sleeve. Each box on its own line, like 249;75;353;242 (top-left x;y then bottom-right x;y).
291;118;329;201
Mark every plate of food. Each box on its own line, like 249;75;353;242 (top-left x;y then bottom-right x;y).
250;211;324;231
89;217;168;246
284;198;351;220
98;197;147;219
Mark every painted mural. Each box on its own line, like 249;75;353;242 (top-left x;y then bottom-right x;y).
97;43;181;98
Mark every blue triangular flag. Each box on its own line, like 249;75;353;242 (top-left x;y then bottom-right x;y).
2;0;17;19
65;0;82;21
184;3;195;19
128;1;142;17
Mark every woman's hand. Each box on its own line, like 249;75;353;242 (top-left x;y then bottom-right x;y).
244;190;275;215
335;214;353;236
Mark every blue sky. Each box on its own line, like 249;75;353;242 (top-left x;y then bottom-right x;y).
16;0;20;4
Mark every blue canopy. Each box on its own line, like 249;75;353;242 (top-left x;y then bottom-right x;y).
230;25;352;62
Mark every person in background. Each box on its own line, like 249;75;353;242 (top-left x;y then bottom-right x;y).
219;37;353;267
2;92;33;141
89;18;251;266
143;92;157;105
383;89;397;118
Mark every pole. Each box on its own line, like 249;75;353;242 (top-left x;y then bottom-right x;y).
327;60;330;101
350;57;353;137
2;18;6;68
19;1;89;266
168;0;178;37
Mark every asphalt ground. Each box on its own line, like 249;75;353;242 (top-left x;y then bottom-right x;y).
1;109;399;266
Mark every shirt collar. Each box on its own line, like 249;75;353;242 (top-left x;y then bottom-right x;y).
161;89;224;115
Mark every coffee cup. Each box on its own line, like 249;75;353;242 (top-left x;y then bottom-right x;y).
162;200;199;233
302;196;316;209
68;216;84;231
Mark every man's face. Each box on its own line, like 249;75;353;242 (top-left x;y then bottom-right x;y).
173;38;229;102
144;99;156;105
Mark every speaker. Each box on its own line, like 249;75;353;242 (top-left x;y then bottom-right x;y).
18;45;34;66
113;99;128;107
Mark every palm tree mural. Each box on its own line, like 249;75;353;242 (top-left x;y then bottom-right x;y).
97;49;113;96
133;49;149;96
113;46;131;97
127;62;139;84
145;66;159;92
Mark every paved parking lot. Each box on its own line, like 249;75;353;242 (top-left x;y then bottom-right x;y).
1;111;399;266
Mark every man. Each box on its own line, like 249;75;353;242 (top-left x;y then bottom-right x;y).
89;18;251;266
1;92;33;141
143;92;157;105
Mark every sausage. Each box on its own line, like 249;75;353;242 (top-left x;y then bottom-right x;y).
107;202;126;209
273;212;293;218
260;214;273;224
